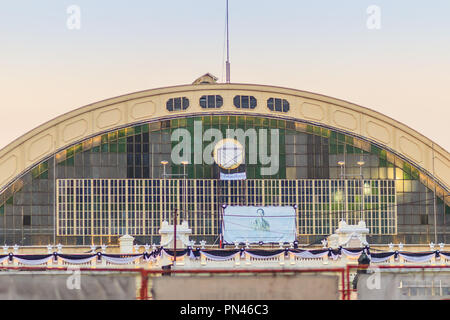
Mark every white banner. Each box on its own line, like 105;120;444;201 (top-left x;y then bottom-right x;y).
220;172;246;180
223;206;296;243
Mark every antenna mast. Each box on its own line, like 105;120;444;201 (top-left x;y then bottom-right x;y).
226;0;231;83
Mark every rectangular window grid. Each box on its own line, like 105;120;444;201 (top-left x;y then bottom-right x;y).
57;179;396;237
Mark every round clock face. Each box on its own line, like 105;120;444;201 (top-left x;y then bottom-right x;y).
213;138;245;170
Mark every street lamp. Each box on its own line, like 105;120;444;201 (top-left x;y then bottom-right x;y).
181;161;188;222
357;160;365;176
337;161;346;222
161;160;168;178
357;160;365;221
338;161;345;178
161;160;169;221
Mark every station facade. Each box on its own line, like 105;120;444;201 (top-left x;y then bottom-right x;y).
0;75;448;246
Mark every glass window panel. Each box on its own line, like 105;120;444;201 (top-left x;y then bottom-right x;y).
275;98;282;111
174;97;181;110
250;96;257;109
182;97;189;110
233;95;240;108
242;96;249;108
267;98;274;111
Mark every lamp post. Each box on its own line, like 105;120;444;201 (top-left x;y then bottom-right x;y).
357;160;365;221
173;208;178;266
181;161;188;222
338;161;345;178
338;161;346;222
161;161;168;221
432;144;437;244
161;160;168;178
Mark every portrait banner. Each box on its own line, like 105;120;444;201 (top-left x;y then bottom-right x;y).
223;206;296;243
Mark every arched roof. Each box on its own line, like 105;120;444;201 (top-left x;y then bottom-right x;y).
0;83;449;192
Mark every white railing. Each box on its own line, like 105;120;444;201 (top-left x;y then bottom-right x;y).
1;251;448;270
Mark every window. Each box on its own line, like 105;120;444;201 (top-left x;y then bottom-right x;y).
200;95;223;109
23;215;31;226
420;215;428;225
166;97;189;111
233;95;257;109
267;98;289;112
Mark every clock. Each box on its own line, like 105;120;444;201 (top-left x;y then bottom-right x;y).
213;138;245;170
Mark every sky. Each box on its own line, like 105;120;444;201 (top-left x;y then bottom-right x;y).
1;0;449;151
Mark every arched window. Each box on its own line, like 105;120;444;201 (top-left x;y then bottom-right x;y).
200;95;223;108
166;97;189;111
233;95;257;109
267;98;289;112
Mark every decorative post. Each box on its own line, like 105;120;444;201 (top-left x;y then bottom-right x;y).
234;249;241;266
2;246;8;267
200;251;206;266
429;242;436;265
439;243;446;265
290;249;295;265
100;252;106;267
119;235;135;254
47;245;53;267
323;251;329;265
279;250;285;265
56;244;63;266
245;253;251;265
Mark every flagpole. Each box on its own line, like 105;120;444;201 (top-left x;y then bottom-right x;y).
225;0;231;83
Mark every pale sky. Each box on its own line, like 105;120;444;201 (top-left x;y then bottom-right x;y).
1;0;449;151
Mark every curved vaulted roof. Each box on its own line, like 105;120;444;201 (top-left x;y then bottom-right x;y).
0;83;449;192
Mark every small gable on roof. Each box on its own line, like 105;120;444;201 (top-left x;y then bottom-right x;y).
192;73;218;85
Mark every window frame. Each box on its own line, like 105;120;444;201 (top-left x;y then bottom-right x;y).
166;97;190;112
200;95;223;109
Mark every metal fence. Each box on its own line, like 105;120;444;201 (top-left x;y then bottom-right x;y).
0;265;449;300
